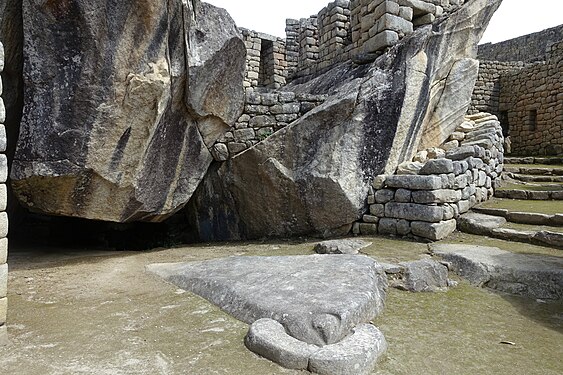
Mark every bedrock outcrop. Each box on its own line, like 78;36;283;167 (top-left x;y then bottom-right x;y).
188;0;502;240
9;0;246;222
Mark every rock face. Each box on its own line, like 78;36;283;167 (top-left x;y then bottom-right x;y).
148;254;388;346
188;0;502;240
10;0;246;222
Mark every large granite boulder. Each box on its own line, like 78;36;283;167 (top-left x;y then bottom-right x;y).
9;0;246;222
188;0;502;240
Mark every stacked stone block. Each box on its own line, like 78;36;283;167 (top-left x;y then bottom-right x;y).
499;41;563;155
211;91;326;160
242;29;287;90
285;19;300;78
469;60;526;117
318;1;351;69
351;0;414;54
0;40;7;345
354;113;504;241
297;17;320;74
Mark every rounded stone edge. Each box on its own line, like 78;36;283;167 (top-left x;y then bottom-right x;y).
244;318;318;370
308;323;388;375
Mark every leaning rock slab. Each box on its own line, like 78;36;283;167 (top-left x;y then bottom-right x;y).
430;244;563;299
148;255;388;345
187;0;502;240
314;239;372;255
11;0;246;222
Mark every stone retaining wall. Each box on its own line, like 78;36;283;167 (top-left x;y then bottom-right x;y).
478;24;563;63
499;41;563;155
0;40;7;344
354;113;504;241
211;91;326;160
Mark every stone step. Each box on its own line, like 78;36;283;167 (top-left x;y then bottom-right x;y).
503;164;563;176
495;181;563;200
473;206;563;226
504;156;563;165
458;212;563;249
477;198;563;216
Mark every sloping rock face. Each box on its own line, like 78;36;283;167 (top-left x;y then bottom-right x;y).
10;0;245;222
188;0;502;240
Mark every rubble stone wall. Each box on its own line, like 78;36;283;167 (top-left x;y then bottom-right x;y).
499;41;563;156
478;24;563;63
0;40;7;344
354;113;504;241
211;91;326;160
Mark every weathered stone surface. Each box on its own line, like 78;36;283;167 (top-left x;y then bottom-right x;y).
245;319;387;375
430;244;563;299
398;259;449;292
412;189;462;204
148;255;387;346
457;212;506;235
308;324;387;375
419;158;454;175
411;219;457;240
533;231;563;248
245;318;317;370
314;239;372;255
10;0;246;222
385;202;443;222
188;0;502;240
386;175;443;190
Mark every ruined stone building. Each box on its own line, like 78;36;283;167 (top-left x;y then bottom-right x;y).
469;25;563;155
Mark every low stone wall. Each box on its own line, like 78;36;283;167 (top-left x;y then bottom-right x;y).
499;41;563;155
478;24;563;63
211;91;326;160
354;113;504;241
0;40;7;344
468;60;526;118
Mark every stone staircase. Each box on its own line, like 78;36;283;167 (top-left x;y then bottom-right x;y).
458;156;563;248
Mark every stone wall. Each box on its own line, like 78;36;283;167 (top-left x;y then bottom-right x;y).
242;29;287;90
499;41;563;155
0;40;7;345
354;113;504;241
318;1;351;70
469;60;526;118
289;0;466;82
211;91;326;160
478;24;563;63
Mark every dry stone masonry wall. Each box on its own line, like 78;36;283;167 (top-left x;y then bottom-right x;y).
469;60;527;118
0;40;7;345
211;91;326;160
354;113;504;241
499;41;563;156
242;29;287;89
244;1;469;84
478;24;563;63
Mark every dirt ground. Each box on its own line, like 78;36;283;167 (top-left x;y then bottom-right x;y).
0;234;561;375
